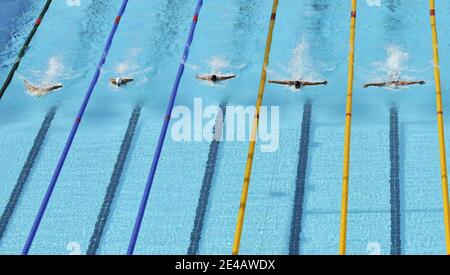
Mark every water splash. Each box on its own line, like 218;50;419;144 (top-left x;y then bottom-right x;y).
112;48;153;87
115;63;130;75
374;45;410;81
114;48;143;75
42;56;65;84
206;56;230;74
287;40;312;80
281;40;325;82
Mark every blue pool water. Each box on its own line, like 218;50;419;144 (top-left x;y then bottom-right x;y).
0;0;29;63
0;0;449;255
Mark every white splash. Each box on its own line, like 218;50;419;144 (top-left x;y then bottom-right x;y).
114;48;143;75
206;56;230;74
283;40;322;82
288;40;311;79
111;48;155;87
374;45;410;81
115;63;130;74
42;56;64;84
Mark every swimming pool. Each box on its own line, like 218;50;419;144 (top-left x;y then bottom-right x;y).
0;0;449;255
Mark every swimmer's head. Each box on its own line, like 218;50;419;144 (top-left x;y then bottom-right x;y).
211;75;218;82
295;81;301;89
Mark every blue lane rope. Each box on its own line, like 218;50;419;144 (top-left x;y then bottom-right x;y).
127;0;204;255
22;0;130;255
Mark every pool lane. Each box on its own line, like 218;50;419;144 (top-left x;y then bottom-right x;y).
96;0;198;254
188;101;228;255
87;106;141;255
195;1;267;255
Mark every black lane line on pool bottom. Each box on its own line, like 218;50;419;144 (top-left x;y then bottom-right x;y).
87;106;141;255
0;107;57;241
188;101;227;255
390;107;401;255
289;100;312;255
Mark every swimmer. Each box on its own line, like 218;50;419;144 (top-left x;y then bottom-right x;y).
196;74;236;82
269;80;328;89
109;77;134;87
363;80;425;89
23;80;63;97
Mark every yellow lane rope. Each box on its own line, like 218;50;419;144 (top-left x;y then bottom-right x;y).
231;0;279;255
429;0;450;255
339;0;357;255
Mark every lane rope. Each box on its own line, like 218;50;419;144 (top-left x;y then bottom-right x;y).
429;0;450;255
232;0;280;255
339;0;357;255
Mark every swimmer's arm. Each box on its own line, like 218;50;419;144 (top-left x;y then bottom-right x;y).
123;78;134;84
40;87;54;92
217;75;236;81
109;78;117;85
302;80;328;86
49;85;63;92
24;80;38;92
196;75;211;81
24;80;33;90
42;84;63;92
23;80;62;93
397;80;425;86
268;80;293;86
363;82;387;88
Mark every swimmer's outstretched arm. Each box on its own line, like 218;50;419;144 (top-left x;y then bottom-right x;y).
363;82;388;88
216;75;236;81
268;80;294;86
40;84;63;92
196;75;212;81
24;80;62;92
301;80;328;86
121;77;134;84
396;80;425;86
45;85;63;92
24;80;37;92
